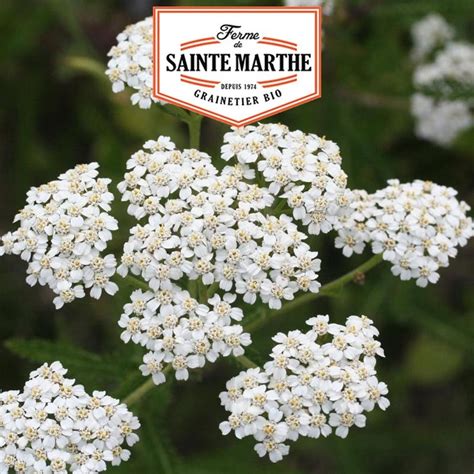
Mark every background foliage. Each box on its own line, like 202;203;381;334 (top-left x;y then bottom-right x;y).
0;0;473;473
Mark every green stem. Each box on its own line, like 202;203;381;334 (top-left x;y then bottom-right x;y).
122;354;258;406
244;254;384;332
188;278;198;299
314;253;383;296
255;170;266;188
123;377;155;406
120;273;150;292
207;282;219;297
123;365;172;406
272;198;289;215
187;113;203;149
161;104;192;123
62;56;107;82
236;355;258;369
198;280;209;303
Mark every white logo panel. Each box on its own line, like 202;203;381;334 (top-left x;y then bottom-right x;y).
153;7;322;126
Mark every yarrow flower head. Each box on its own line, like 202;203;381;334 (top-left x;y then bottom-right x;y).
219;314;388;462
221;123;351;236
0;362;139;472
119;287;251;385
118;127;327;310
334;180;474;287
106;17;163;109
114;124;350;383
410;14;474;146
0;163;118;309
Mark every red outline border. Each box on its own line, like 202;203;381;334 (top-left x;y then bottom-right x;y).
153;6;322;127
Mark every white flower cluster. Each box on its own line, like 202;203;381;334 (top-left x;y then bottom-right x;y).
284;0;335;16
414;41;474;93
117;131;322;310
221;123;350;236
0;362;139;473
411;14;474;146
119;288;251;386
334;180;474;287
106;17;162;109
0;163;118;309
410;13;454;62
219;314;388;462
116;129;325;383
411;94;472;146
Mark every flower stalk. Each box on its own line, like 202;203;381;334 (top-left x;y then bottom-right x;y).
124;366;171;406
186;112;203;149
121;274;150;292
244;254;384;332
236;355;258;369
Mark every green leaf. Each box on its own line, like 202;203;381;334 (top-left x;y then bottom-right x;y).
5;338;127;386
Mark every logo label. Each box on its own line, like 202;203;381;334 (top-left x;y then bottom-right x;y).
153;6;322;126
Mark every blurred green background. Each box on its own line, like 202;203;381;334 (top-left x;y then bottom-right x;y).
0;0;473;473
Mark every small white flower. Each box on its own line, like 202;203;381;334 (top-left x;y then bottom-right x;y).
329;411;366;438
356;376;390;412
255;440;290;463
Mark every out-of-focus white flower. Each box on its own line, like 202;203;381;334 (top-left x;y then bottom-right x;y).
219;314;388;462
106;17;164;109
411;13;454;62
0;163;119;308
414;42;474;93
411;93;473;146
0;362;139;472
334;180;474;287
284;0;335;16
410;14;474;146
